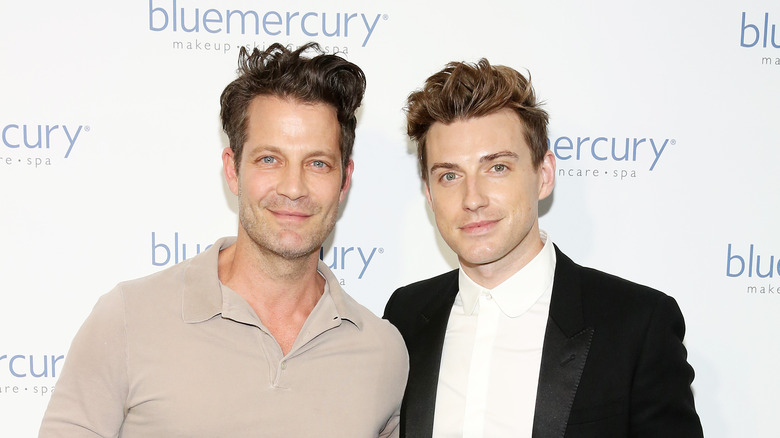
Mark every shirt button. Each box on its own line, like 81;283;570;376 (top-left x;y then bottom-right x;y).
484;292;493;300
280;361;287;370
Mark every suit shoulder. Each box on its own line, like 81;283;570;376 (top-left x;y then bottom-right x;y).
554;248;678;322
391;269;458;301
571;262;684;328
578;265;670;305
383;269;458;328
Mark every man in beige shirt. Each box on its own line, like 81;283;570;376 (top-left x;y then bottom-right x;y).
39;42;408;438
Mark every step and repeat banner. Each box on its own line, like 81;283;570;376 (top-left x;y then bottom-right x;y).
2;1;778;436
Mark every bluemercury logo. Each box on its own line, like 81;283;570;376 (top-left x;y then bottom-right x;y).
739;12;780;66
726;243;779;295
320;245;383;281
740;12;779;48
0;353;63;397
151;232;383;281
0;354;64;378
548;135;674;179
149;0;385;47
1;122;88;168
152;232;212;266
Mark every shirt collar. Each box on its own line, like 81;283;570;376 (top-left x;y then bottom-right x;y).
315;259;364;330
182;236;232;323
182;237;363;329
457;230;556;318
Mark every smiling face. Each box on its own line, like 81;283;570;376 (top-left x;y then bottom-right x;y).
223;95;351;261
424;108;555;283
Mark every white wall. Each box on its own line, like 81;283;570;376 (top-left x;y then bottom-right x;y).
2;1;779;435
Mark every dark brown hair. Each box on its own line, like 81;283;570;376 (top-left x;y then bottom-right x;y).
406;59;548;181
220;42;366;184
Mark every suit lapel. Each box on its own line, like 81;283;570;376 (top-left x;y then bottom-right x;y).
532;247;594;438
402;271;459;438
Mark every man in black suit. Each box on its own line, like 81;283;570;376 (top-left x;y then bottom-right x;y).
383;59;703;437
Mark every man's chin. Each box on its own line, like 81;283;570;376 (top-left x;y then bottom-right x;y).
457;251;501;268
270;241;322;261
243;233;320;261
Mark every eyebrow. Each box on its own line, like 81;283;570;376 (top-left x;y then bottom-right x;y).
429;162;461;174
429;150;520;174
480;150;519;163
247;145;280;155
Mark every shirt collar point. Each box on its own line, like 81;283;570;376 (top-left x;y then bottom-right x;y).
457;231;556;317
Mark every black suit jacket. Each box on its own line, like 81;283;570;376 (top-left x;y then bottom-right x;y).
383;246;703;438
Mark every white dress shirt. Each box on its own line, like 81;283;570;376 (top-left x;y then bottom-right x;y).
432;231;556;438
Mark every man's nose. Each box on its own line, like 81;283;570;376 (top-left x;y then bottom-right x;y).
276;164;308;200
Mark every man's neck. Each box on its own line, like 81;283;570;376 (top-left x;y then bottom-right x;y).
460;234;545;290
217;236;325;355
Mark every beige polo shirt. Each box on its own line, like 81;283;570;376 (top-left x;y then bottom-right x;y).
39;237;408;438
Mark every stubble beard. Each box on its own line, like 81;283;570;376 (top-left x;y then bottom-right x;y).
238;188;336;261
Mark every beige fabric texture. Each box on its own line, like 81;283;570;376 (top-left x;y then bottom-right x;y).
39;237;408;438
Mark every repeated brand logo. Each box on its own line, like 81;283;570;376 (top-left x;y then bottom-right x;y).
320;245;383;281
152;232;213;266
0;354;64;398
148;0;388;54
0;122;89;168
0;354;64;378
726;243;779;295
549;135;675;180
150;232;383;282
740;12;780;67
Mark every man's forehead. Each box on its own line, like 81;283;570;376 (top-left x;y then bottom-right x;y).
427;122;529;156
247;95;338;118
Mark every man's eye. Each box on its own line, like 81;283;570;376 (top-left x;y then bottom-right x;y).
493;164;507;172
260;156;276;164
443;173;457;181
311;160;326;168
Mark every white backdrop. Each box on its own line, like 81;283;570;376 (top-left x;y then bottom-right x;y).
2;1;779;436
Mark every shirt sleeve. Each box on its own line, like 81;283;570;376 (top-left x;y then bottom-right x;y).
39;288;129;438
629;295;703;437
376;317;408;438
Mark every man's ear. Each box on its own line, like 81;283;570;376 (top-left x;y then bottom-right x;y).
339;159;354;203
538;149;556;200
222;147;239;196
424;180;433;206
